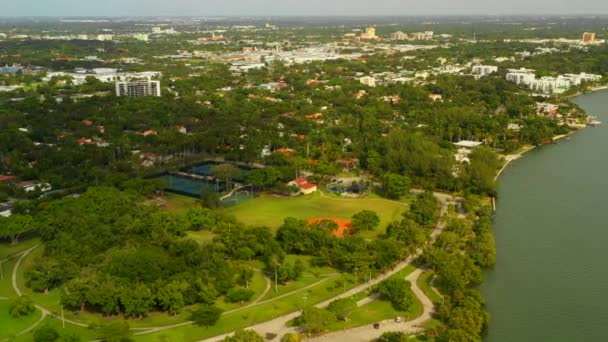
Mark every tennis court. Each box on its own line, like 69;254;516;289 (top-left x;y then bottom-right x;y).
161;175;220;197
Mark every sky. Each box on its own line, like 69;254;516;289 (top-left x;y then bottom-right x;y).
3;0;608;17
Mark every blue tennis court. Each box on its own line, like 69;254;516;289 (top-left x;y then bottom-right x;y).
161;175;220;197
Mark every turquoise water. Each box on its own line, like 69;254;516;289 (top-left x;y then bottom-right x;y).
482;90;608;342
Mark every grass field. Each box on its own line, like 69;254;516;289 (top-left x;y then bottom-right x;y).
0;300;43;339
261;255;339;301
135;274;361;342
417;271;443;305
161;193;199;215
222;192;408;235
326;294;422;332
12;316;101;342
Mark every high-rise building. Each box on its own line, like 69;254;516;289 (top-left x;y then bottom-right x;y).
361;26;377;40
116;80;161;97
390;31;408;40
582;32;596;44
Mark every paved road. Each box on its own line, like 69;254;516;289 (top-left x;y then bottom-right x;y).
198;193;450;342
306;269;434;342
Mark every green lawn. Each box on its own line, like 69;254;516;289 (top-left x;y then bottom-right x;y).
262;255;339;301
162;193;199;215
0;259;17;298
417;271;443;305
12;316;101;342
134;273;361;342
320;265;421;332
186;230;216;244
222;192;407;235
0;300;43;339
15;245;272;330
217;271;268;312
326;294;422;332
0;238;41;260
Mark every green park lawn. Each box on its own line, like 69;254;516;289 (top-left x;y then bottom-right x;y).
12;316;101;342
321;265;421;332
222;191;408;235
0;237;40;260
134;274;361;342
417;271;443;305
161;192;199;215
0;300;43;339
326;295;422;332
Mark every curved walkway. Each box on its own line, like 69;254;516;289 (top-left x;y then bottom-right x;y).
198;193;451;342
12;244;89;330
9;191;453;342
306;268;434;342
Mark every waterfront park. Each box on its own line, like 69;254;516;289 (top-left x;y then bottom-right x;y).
0;164;445;342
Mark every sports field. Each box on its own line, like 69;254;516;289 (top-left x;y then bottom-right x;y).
223;192;408;234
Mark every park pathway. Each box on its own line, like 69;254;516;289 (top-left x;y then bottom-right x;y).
198;192;451;342
305;268;434;342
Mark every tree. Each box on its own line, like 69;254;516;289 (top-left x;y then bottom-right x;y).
0;214;35;244
225;287;254;305
376;278;414;311
378;332;411;342
99;320;132;342
281;333;301;342
408;192;439;228
120;284;154;318
33;324;60;342
191;305;223;327
9;296;35;318
236;268;255;288
383;174;410;199
211;163;241;191
244;168;282;189
156;280;188;315
201;188;221;209
327;298;356;321
186;207;217;231
298;307;336;334
224;330;264;342
351;210;380;233
465;147;502;195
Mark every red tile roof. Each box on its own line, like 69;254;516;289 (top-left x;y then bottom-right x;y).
0;175;16;183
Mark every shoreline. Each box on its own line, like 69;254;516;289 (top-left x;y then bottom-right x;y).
494;131;578;181
494;86;608;182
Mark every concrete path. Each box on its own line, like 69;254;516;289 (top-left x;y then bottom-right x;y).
198;193;450;342
305;269;434;342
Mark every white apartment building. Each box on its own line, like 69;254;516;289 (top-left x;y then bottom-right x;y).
359;76;377;87
507;68;602;94
96;34;114;41
506;68;537;85
116;80;161;97
472;65;498;77
45;69;161;86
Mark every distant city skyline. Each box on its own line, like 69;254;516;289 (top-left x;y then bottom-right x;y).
4;0;608;17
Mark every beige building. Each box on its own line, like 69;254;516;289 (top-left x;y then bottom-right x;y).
582;32;596;44
359;76;377;87
390;31;408;40
361;26;377;40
